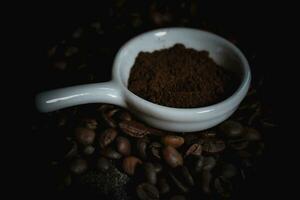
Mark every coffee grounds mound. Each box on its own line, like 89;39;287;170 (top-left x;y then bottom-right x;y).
128;44;239;108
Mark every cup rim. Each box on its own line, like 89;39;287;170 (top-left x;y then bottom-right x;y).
112;27;251;118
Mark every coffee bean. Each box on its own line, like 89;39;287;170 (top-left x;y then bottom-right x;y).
219;120;244;138
161;135;184;148
75;127;95;146
81;118;98;130
163;146;183;168
97;157;110;172
136;182;159;200
116;136;131;156
70;158;88;174
194;155;204;172
144;162;157;184
149;142;162;159
158;178;170;194
220;163;237;178
170;195;186;200
168;172;189;193
244;127;261;141
119;121;151;138
83;145;95;155
64;140;78;159
200;170;212;194
228;138;249;150
99;128;118;148
202;156;216;171
214;176;233;198
153;162;163;173
107;108;120;118
101;111;117;128
185;143;202;157
123;156;142;175
184;134;199;146
181;166;194;186
137;138;149;159
202;139;225;154
100;147;122;159
117;111;132;121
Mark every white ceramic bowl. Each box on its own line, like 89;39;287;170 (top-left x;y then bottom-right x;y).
36;28;251;132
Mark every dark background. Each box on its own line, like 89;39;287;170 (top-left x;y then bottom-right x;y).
26;1;284;199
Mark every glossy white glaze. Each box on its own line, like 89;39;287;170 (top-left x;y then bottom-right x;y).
36;28;251;132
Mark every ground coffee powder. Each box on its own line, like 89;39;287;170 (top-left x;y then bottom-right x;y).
128;44;239;108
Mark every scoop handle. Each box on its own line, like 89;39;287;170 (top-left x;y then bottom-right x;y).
35;81;125;112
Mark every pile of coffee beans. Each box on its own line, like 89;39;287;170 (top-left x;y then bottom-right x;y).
45;103;264;200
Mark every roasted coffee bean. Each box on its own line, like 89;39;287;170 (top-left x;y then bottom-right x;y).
194;155;204;172
70;158;88;174
168;172;189;193
136;182;159;200
158;178;170;194
228;138;249;150
220;163;237;178
244;127;261;141
219;120;244;138
185;143;202;157
97;157;110;172
170;195;186;200
75;127;95;145
83;145;95;155
99;128;118;148
202;156;216;171
119;121;151;138
184;134;199;146
149;142;162;159
144;162;157;184
123;156;142;175
214;176;233;198
107;108;120;118
116;136;131;156
161;135;184;148
81;118;98;130
163;146;183;168
201;170;212;194
181;166;194;186
117;111;132;121
137;138;149;159
202;139;225;154
153;162;163;173
100;147;122;159
101;110;117;128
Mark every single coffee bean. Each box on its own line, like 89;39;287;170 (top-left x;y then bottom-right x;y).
136;182;159;200
81;118;98;130
201;170;212;194
144;162;157;185
181;166;194;186
157;178;170;194
152;162;163;173
202;156;216;171
163;146;183;168
244;127;261;141
194;155;204;172
168;172;189;193
83;145;95;155
119;121;151;138
117;111;132;121
170;195;186;200
219;120;244;138
70;158;88;174
137;138;149;159
116;136;131;156
97;157;110;172
228;138;249;150
75;127;95;146
149;142;162;159
185;143;202;157
220;163;237;179
101;110;117;128
100;147;122;159
161;135;184;148
202;139;225;154
123;156;142;175
99;128;118;148
107;108;120;118
184;134;199;146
